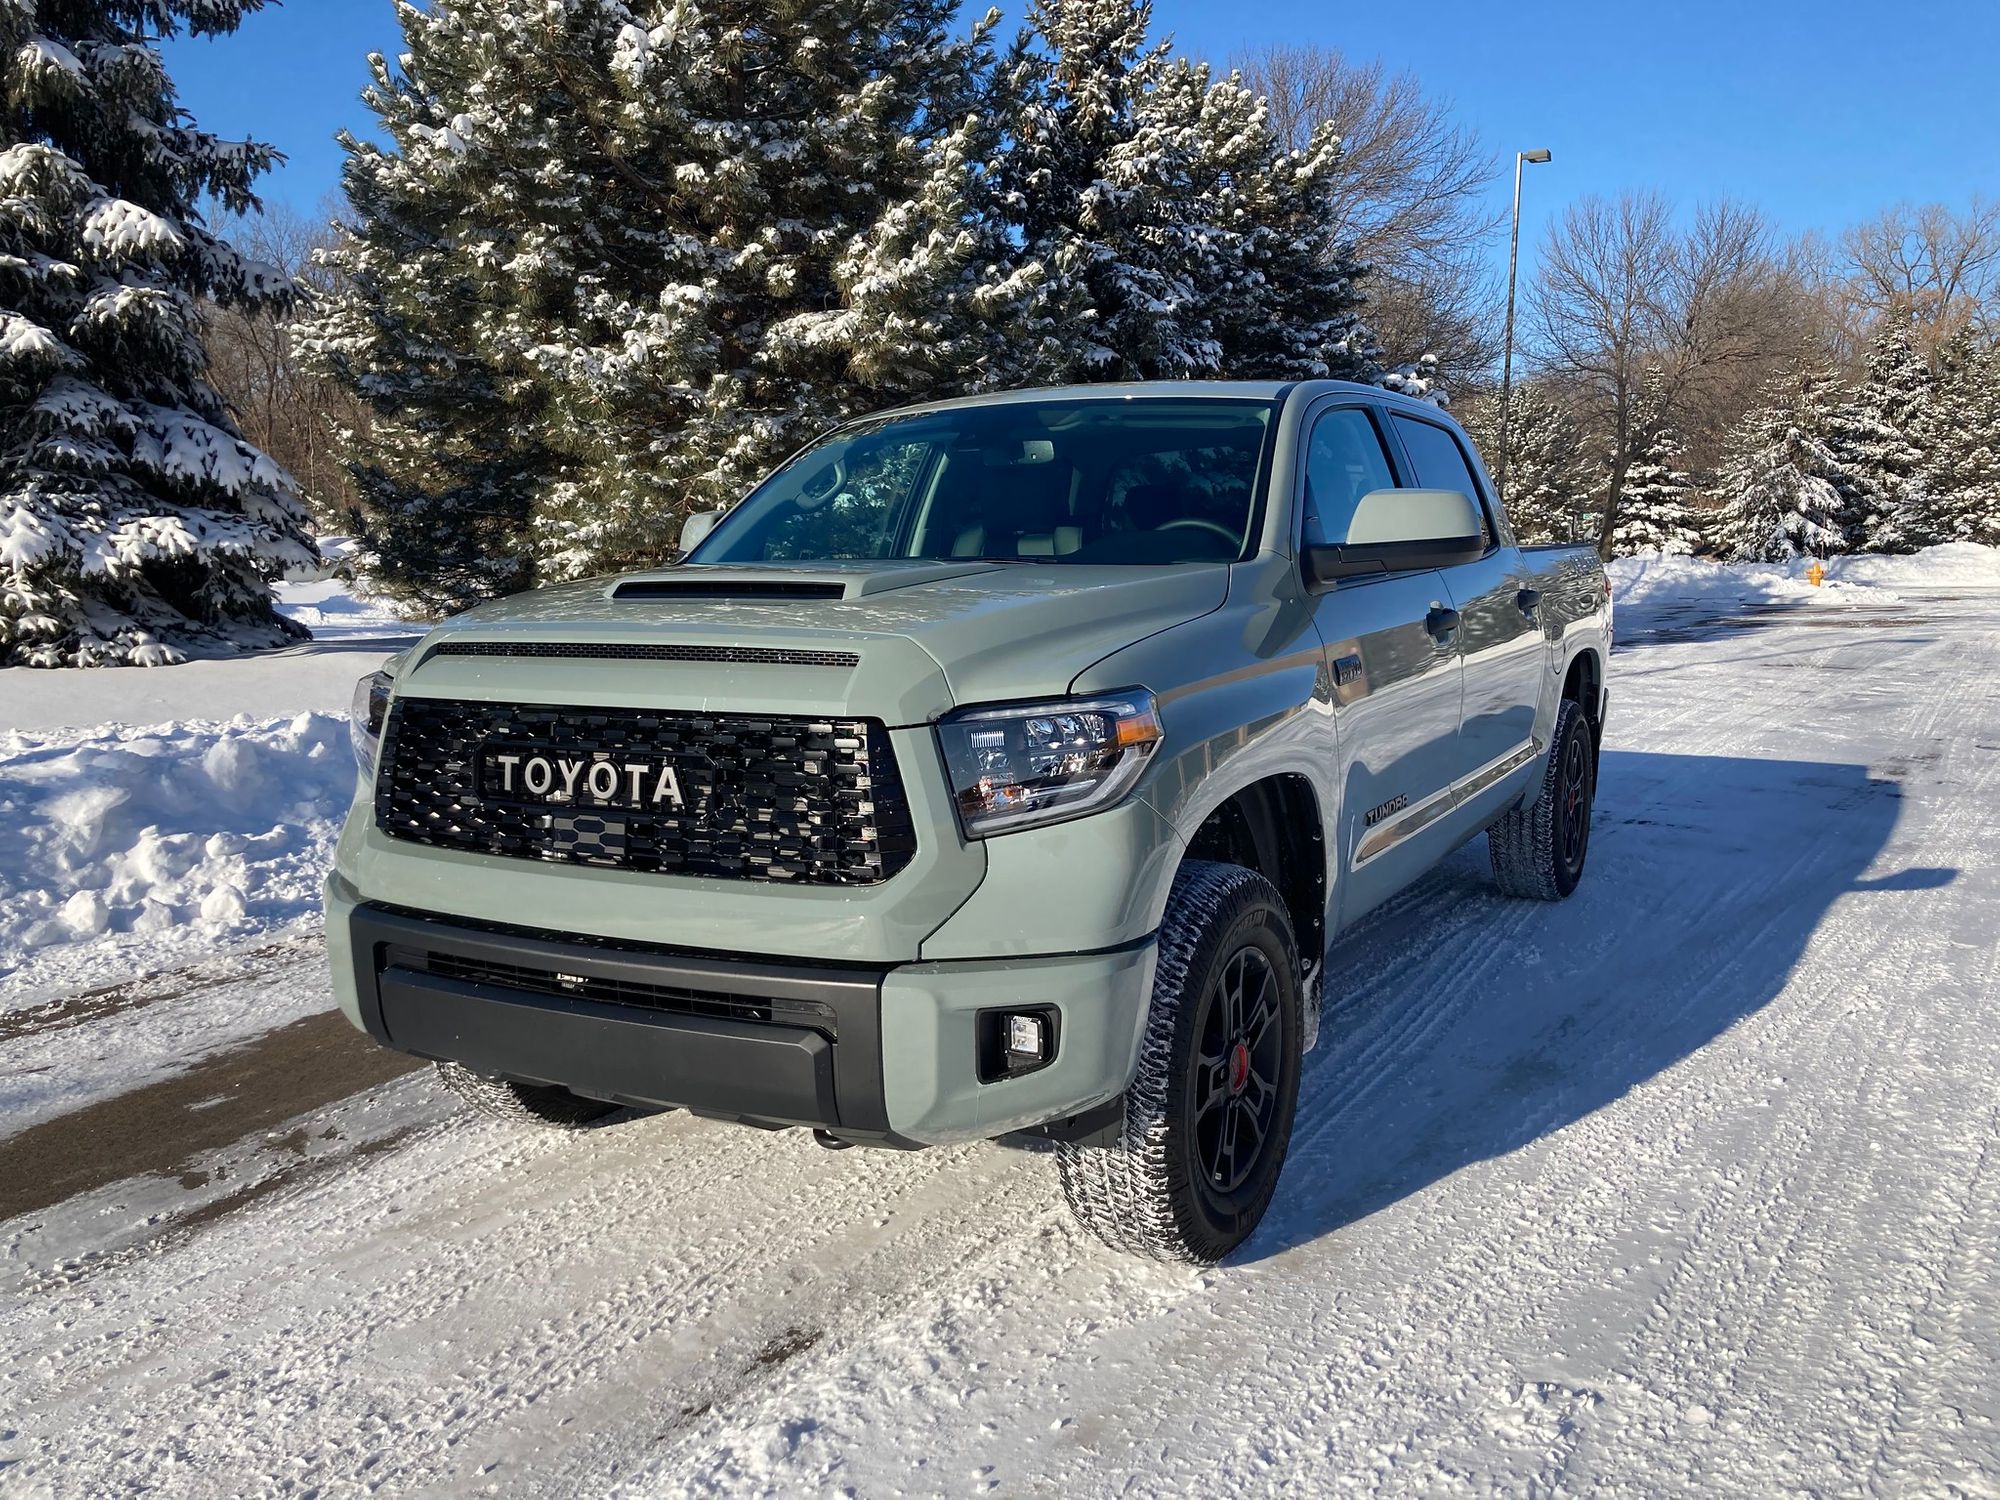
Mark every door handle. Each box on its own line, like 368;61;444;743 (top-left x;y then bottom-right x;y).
1425;605;1460;645
1516;588;1541;617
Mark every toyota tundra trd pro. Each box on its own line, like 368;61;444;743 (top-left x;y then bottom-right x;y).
329;380;1611;1264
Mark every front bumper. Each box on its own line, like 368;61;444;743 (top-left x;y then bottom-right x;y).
327;874;1155;1146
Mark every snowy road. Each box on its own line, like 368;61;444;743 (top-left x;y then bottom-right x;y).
4;589;1998;1495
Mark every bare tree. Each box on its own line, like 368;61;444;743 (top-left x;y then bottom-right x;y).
1233;43;1500;387
1530;192;1674;554
1783;229;1875;369
1841;199;2000;359
1665;199;1812;462
1530;193;1801;555
205;197;367;533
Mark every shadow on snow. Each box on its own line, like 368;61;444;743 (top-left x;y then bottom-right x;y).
1242;747;1948;1265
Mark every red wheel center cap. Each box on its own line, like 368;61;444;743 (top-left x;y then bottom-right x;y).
1228;1041;1251;1095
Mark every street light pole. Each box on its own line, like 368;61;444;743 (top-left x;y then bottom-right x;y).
1496;147;1552;509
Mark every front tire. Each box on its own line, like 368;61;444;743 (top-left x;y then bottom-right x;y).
1489;697;1596;901
1057;861;1303;1264
434;1062;619;1129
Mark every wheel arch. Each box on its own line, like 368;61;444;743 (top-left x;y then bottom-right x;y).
1561;645;1605;747
1177;771;1327;976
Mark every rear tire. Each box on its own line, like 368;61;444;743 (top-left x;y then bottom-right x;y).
1489;698;1596;901
434;1062;619;1129
1057;861;1303;1265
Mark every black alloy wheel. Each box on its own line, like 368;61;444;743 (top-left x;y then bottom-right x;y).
1190;945;1285;1206
1558;725;1593;881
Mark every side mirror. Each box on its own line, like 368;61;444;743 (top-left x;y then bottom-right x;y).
676;508;723;556
1304;489;1485;590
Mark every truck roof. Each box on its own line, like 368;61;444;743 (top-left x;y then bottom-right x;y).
872;379;1453;422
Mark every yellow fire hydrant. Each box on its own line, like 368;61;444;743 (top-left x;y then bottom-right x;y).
1806;560;1826;587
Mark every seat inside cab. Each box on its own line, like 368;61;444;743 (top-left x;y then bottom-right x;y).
912;428;1260;564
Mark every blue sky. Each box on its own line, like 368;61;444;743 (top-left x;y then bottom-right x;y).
164;0;2000;287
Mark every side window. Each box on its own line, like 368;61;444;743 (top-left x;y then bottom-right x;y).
1302;407;1397;546
1389;415;1492;545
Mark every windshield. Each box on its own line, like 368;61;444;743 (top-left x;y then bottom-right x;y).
689;398;1277;566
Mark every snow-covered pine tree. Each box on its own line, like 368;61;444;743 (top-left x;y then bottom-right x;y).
295;3;562;615
775;102;1066;404
998;0;1381;385
1610;370;1702;555
303;0;989;596
1811;345;1922;552
1866;321;1936;441
1857;321;1942;552
0;1;314;666
1712;369;1853;562
1919;327;2000;547
1454;380;1585;544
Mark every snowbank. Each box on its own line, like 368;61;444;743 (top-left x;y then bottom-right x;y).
1608;542;1999;635
1609;552;1830;618
1818;541;2000;589
0;713;357;1002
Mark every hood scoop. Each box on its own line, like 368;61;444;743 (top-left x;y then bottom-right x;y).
611;577;848;602
606;560;1002;604
429;640;860;667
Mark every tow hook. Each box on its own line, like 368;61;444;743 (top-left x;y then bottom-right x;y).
812;1129;854;1151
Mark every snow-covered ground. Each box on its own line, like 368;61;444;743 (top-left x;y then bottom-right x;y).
0;577;418;736
2;550;1998;1494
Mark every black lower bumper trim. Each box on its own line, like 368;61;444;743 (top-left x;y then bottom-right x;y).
380;968;838;1124
348;904;892;1134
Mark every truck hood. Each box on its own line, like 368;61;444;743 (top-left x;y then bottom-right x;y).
397;560;1231;723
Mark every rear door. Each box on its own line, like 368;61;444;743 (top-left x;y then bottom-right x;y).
1386;412;1545;819
1300;400;1466;928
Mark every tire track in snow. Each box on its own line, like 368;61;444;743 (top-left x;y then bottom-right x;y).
1571;605;2000;1492
6;591;1999;1497
630;595;2000;1496
635;626;1911;1495
0;936;312;1043
1188;770;1863;1493
5;1068;1080;1495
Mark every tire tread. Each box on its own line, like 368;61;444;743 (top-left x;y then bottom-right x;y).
1489;698;1591;901
1056;860;1299;1264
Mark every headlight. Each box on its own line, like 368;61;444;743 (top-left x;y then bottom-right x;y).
936;690;1163;838
350;668;393;773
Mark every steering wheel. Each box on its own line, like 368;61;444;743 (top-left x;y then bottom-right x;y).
1156;517;1241;545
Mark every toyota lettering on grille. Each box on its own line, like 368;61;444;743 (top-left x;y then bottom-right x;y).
480;750;688;810
377;698;915;883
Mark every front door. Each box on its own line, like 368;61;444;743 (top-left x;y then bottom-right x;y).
1301;403;1466;929
1388;413;1545;824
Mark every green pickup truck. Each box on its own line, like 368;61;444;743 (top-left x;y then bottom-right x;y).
328;380;1612;1263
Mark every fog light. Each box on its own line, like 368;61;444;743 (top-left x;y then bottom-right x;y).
1007;1013;1046;1061
977;1006;1059;1082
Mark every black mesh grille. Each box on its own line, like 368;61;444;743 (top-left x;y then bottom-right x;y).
412;950;839;1035
431;641;860;667
375;698;916;884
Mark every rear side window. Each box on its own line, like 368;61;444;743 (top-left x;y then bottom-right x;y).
1390;415;1492;544
1302;407;1397;546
